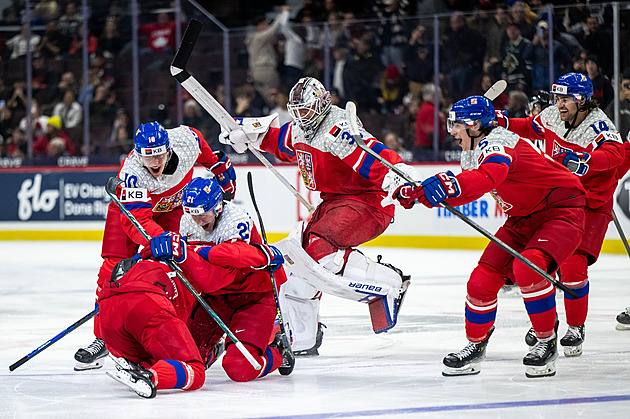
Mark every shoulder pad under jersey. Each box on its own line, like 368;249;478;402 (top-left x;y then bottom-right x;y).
470;127;518;168
181;202;254;244
540;107;620;148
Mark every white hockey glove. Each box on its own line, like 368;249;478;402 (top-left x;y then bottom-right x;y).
218;114;280;154
381;163;422;207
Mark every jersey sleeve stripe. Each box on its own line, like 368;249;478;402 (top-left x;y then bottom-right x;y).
122;202;153;211
277;123;295;156
357;139;384;180
481;154;512;167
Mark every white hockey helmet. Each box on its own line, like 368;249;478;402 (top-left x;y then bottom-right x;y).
287;77;331;136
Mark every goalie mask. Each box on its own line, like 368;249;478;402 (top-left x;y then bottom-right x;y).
287;77;331;137
182;177;224;217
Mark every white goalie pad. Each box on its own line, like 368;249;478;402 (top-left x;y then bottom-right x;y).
218;114;279;153
278;274;320;352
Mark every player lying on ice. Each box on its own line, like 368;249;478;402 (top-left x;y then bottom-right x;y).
75;121;236;371
100;177;293;398
219;77;412;355
394;95;587;378
496;73;628;355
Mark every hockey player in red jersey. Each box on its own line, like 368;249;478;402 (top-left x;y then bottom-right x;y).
75;121;236;371
395;96;586;377
219;77;412;355
101;177;291;397
496;73;626;356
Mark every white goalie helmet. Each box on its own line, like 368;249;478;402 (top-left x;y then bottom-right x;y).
287;77;331;136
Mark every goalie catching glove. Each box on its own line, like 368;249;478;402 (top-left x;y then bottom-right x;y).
553;151;590;176
140;232;187;263
218;114;279;154
394;171;460;209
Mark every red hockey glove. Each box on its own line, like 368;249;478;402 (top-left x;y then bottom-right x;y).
495;110;508;128
394;183;421;209
210;150;236;200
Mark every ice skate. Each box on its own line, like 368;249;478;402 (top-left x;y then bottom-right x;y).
270;331;295;376
106;355;156;398
525;316;559;348
294;323;326;356
205;334;226;369
442;326;494;376
560;324;584;357
523;335;558;378
74;338;108;371
615;307;630;331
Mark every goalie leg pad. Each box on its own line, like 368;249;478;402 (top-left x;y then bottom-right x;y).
278;275;321;352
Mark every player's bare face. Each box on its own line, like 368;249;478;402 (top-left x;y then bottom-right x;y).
141;153;168;178
555;95;578;122
449;122;473;151
192;212;217;233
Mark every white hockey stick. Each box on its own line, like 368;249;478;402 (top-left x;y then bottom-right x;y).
170;20;315;213
105;177;262;371
484;80;507;101
344;101;578;299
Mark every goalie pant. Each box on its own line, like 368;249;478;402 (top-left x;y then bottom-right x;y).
94;126;228;339
99;260;206;393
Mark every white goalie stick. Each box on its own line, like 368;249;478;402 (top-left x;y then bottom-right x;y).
105;177;262;371
344;100;578;299
170;20;315;213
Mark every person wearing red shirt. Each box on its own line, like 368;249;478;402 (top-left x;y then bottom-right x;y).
413;83;445;161
396;95;586;378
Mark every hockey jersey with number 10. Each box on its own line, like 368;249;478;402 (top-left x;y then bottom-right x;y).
259;106;403;217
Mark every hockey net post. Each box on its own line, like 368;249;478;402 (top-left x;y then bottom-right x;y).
171;20;315;214
9;307;98;372
247;172;295;374
344;101;578;299
105;177;262;371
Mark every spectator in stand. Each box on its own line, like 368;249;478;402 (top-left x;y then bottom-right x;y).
572;50;587;74
5;24;41;59
530;20;572;92
502;22;533;94
47;136;67;157
403;24;434;100
483;7;508;80
36;20;70;59
413;83;445;161
245;8;287;98
139;11;176;55
58;1;83;40
581;15;613;76
89;83;118;130
233;86;261;118
33;115;75;157
564;1;589;37
585;55;613;110
343;35;383;113
506;90;529;118
509;1;536;40
5;128;27;157
442;11;485;100
52;89;83;129
336;12;367;49
279;7;306;90
69;25;98;56
373;0;415;70
604;69;630;141
33;0;59;23
383;130;413;162
269;88;292;126
377;64;407;114
52;71;80;98
401;96;419;150
332;45;348;99
106;108;133;156
19;99;48;141
30;53;59;104
98;16;124;58
323;11;344;49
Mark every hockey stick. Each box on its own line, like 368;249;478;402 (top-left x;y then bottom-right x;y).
246;172;294;375
105;177;261;370
344;101;578;298
484;80;507;101
171;19;315;214
9;307;98;372
612;208;630;258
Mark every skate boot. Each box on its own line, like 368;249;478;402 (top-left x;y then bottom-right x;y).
205;334;226;369
74;338;108;371
270;331;295;376
525;316;559;348
560;324;585;357
523;334;558;378
106;356;156;398
615;307;630;331
294;323;326;356
443;326;494;376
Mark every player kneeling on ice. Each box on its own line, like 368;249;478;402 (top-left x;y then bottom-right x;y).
219;77;412;355
395;96;587;378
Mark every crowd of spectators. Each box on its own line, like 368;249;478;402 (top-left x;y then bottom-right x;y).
0;0;628;164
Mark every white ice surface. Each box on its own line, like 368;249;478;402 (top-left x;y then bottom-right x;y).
1;241;629;418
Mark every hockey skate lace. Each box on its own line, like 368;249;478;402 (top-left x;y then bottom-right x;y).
565;326;582;340
624;307;630;316
529;340;549;358
455;342;478;360
85;339;105;355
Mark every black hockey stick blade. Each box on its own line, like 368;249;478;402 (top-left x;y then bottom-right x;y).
171;19;202;82
105;176;123;196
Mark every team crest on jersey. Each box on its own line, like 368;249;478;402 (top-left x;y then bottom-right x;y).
490;189;513;212
153;189;184;212
552;140;572;156
296;150;316;190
